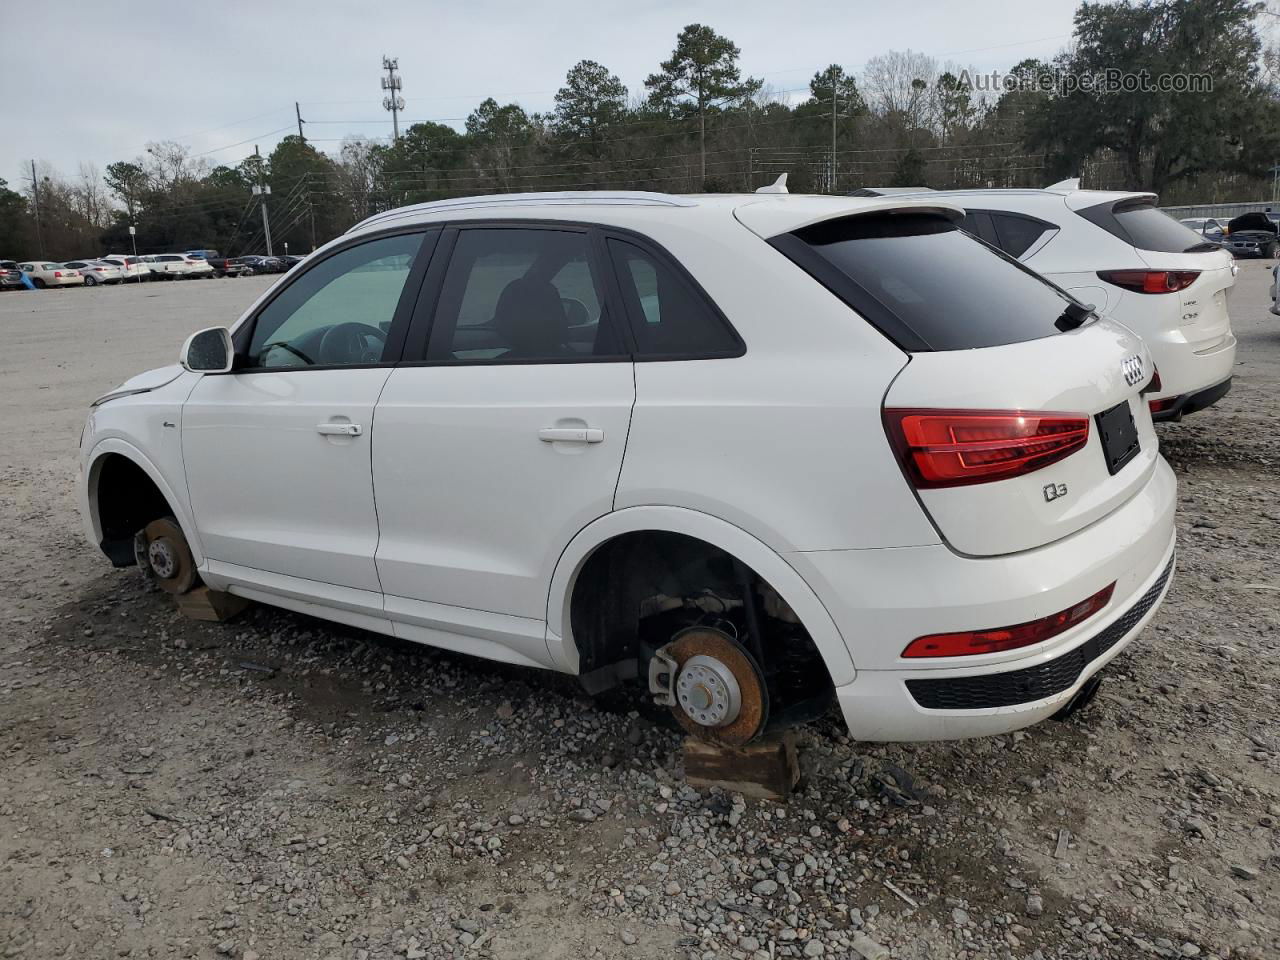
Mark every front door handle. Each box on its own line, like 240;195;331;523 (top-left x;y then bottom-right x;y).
538;426;604;444
317;423;363;437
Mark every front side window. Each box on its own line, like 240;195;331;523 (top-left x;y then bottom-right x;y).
607;238;741;358
425;228;621;362
246;232;423;369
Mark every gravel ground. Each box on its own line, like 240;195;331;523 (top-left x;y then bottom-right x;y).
0;265;1277;960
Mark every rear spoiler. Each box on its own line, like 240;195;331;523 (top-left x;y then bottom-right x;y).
734;197;965;240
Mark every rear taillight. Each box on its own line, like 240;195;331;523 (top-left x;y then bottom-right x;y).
53;271;62;277
902;582;1116;658
1098;270;1199;294
884;409;1090;489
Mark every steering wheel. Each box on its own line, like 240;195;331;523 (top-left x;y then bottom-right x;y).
318;322;387;365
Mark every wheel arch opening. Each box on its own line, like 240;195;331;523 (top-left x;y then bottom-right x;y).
566;529;836;729
90;452;178;567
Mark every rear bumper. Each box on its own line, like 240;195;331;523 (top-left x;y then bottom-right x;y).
1150;376;1232;422
1145;328;1235;407
791;456;1177;741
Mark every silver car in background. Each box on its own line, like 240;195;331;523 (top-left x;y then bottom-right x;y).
64;259;125;286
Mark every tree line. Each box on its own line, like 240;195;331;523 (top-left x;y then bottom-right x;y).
2;0;1277;261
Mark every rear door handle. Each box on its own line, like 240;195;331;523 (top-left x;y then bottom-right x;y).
538;427;604;444
317;423;363;437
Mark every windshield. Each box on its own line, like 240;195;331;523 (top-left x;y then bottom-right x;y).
773;213;1079;351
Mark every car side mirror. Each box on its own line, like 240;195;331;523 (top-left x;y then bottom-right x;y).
180;326;235;373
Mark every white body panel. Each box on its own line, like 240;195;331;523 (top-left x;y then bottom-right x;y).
79;190;1180;743
371;363;635;631
181;369;392;593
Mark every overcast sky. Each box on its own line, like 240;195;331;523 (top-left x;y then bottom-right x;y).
2;0;1082;188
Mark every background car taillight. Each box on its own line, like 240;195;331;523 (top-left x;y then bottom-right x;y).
53;271;62;278
902;582;1116;658
884;409;1090;489
1097;269;1200;294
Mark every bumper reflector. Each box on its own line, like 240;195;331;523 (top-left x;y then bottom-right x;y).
903;582;1116;658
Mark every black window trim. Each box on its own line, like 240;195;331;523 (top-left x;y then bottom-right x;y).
395;217;745;367
224;224;439;375
601;227;746;362
965;208;1060;260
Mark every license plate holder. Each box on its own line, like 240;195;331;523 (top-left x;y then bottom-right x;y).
1096;401;1140;475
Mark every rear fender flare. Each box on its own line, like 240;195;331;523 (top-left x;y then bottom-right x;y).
545;505;856;685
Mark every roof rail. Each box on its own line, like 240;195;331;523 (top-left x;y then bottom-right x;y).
350;190;698;233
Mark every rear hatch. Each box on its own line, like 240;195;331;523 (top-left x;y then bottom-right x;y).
1079;197;1237;350
758;206;1158;557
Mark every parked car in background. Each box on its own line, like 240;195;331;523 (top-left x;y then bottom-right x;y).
80;189;1176;745
0;260;23;290
18;261;85;288
184;249;221;261
64;259;125;286
1179;217;1227;245
279;254;306;270
1223;212;1278;258
873;182;1237;421
204;253;252;278
236;255;285;275
148;253;215;279
101;255;150;281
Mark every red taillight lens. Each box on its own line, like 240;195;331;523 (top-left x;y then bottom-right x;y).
1141;367;1162;396
903;582;1116;658
1149;396;1178;414
53;271;62;277
884;409;1090;489
1097;270;1199;294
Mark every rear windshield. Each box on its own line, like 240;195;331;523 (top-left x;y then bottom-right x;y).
1078;200;1211;253
772;213;1079;351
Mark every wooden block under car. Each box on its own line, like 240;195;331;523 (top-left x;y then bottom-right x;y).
175;586;249;622
683;730;799;800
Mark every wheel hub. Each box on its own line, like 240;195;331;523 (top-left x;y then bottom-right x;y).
651;626;768;746
148;538;177;579
676;655;742;728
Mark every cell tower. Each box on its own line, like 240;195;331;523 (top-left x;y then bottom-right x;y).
381;56;404;141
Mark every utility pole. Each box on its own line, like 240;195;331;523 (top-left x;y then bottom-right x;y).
381;56;404;141
295;102;306;144
28;160;45;257
831;87;838;194
252;145;273;256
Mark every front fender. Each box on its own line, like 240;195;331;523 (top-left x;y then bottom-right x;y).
544;505;856;686
83;438;205;567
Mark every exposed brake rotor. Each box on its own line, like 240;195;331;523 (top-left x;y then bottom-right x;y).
141;517;197;595
657;626;768;747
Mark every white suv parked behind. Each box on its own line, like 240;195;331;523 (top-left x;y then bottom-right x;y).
880;182;1237;421
148;253;215;279
80;190;1176;745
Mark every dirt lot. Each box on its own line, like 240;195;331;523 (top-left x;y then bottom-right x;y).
1;266;1277;960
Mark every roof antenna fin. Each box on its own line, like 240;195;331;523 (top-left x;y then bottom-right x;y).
1045;177;1080;191
755;173;789;195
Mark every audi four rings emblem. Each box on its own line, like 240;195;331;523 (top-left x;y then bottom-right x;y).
1121;355;1144;386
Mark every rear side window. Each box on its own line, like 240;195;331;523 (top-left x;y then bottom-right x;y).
1078;200;1208;253
425;228;623;363
606;238;742;359
772;213;1079;351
